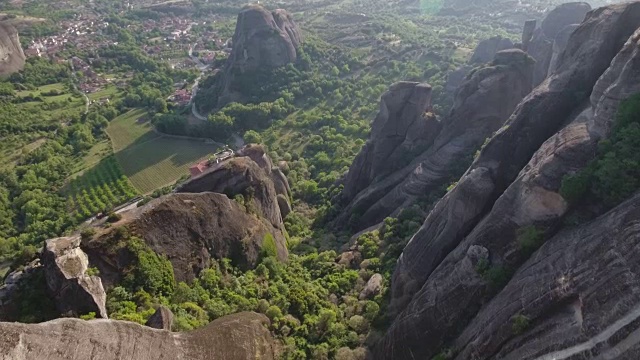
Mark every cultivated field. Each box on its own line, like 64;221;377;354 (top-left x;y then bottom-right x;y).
107;109;218;193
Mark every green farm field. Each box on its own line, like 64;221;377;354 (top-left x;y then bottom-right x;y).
107;109;219;193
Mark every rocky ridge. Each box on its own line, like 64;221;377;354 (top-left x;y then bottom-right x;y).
374;3;640;358
335;49;535;231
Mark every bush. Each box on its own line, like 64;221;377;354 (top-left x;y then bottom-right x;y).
126;237;175;296
559;171;590;204
262;233;278;258
512;314;530;334
80;227;97;240
347;315;369;334
516;226;544;257
86;267;100;276
107;212;122;223
482;265;512;291
265;305;283;321
80;312;96;320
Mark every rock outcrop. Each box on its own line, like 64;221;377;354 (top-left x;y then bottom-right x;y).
85;192;288;284
375;3;640;359
178;144;292;230
217;5;302;106
340;82;440;203
469;36;514;64
336;49;534;231
526;2;591;86
0;312;279;360
0;22;25;76
42;236;108;319
145;306;173;331
83;145;290;283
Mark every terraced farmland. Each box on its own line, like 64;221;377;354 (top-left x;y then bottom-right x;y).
107;109;219;194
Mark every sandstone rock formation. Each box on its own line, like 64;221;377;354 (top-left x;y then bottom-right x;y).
340;82;440;203
452;193;640;359
42;236;108;319
526;2;591;86
0;312;279;360
83;145;290;283
375;3;640;358
217;5;302;106
85;192;288;284
336;49;534;231
145;306;174;330
0;22;25;76
178;144;292;229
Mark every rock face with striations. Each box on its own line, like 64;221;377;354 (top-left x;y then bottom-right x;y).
336;49;534;231
0;312;279;360
85;145;290;283
0;22;25;76
374;3;640;359
42;236;108;319
340;82;440;203
218;5;302;106
526;2;591;86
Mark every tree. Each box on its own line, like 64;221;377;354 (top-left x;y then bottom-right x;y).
154;98;168;113
243;130;262;144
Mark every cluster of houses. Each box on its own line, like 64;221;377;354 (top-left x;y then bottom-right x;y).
24;15;109;58
70;57;111;94
169;88;192;106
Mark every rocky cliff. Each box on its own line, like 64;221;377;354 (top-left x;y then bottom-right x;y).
335;49;534;231
526;2;592;86
0;312;279;360
374;2;640;358
85;192;288;284
217;5;302;106
0;22;25;76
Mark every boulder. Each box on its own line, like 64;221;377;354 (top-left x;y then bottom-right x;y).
335;50;534;231
0;22;25;76
469;36;514;64
375;3;640;358
42;236;108;319
359;273;383;300
218;5;302;106
0;312;279;360
145;306;173;331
